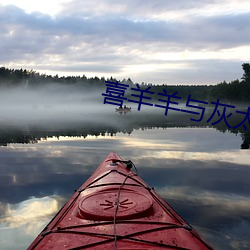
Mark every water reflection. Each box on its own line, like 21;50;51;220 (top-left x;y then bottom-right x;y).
0;128;250;249
1;196;59;228
0;196;62;250
0;110;250;149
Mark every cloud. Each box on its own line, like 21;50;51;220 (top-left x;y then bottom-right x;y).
0;196;61;250
0;196;59;229
0;1;250;83
157;186;250;216
58;0;247;19
5;5;247;49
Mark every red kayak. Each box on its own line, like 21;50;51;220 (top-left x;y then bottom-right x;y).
28;152;213;249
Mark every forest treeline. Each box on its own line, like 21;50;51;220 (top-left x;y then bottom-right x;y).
0;63;249;103
0;110;249;148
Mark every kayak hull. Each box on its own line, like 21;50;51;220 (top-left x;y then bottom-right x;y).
28;152;213;249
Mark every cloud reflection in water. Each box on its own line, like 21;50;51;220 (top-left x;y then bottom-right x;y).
0;127;249;249
0;196;61;250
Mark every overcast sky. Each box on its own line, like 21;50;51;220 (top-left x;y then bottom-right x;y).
0;0;250;85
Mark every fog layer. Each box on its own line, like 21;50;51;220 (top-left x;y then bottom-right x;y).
0;85;111;124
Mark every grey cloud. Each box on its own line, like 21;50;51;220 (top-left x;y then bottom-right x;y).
39;64;121;73
0;2;249;84
131;59;244;85
59;0;216;18
184;13;250;49
1;4;249;50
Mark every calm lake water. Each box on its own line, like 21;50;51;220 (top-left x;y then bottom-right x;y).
0;108;250;249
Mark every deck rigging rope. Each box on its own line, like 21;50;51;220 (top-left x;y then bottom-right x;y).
113;160;137;250
34;158;212;250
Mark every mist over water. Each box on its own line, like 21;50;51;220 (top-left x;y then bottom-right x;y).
0;85;111;124
0;84;189;134
0;85;194;118
0;85;250;249
0;83;249;149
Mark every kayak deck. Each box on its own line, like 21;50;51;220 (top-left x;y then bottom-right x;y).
28;152;213;249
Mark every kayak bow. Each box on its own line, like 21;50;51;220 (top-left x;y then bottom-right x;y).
28;152;213;249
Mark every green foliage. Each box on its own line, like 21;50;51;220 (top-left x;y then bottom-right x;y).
242;63;250;82
210;63;250;103
0;67;107;90
0;63;250;103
